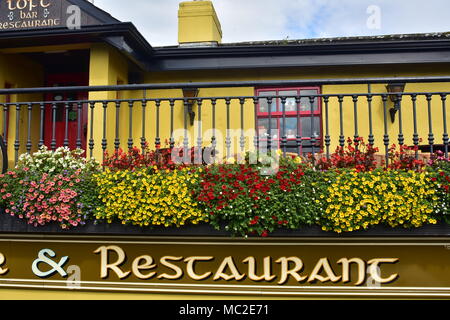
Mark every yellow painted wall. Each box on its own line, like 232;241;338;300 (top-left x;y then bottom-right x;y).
88;43;129;161
0;52;44;168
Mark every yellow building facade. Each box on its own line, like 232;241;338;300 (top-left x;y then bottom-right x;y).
1;0;450;300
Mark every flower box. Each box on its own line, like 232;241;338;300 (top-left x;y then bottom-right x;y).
2;206;450;238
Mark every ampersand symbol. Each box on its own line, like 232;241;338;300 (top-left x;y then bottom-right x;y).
32;249;69;278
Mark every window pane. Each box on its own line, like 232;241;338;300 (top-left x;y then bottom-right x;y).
257;119;278;139
301;117;321;138
258;91;276;113
281;117;298;139
279;90;297;112
300;90;319;112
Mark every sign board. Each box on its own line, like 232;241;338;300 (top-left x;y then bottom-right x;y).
0;0;103;31
0;236;450;297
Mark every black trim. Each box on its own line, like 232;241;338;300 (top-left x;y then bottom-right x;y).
0;23;154;71
150;39;450;71
0;208;450;237
1;76;450;95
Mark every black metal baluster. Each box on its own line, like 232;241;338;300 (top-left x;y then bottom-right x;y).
101;101;108;162
253;97;259;153
26;103;32;154
63;102;70;148
114;101;121;151
267;96;273;152
225;98;231;160
397;94;404;146
2;104;7;147
211;98;217;160
310;96;316;159
281;96;287;157
141;90;147;152
38;103;44;148
352;95;359;147
367;94;375;146
169;99;175;150
154;99;161;150
239;98;246;160
382;95;390;167
338;95;345;148
411;94;419;160
183;98;189;164
324;96;331;159
141;99;147;151
128;100;134;150
76;102;83;149
296;96;302;155
441;94;449;159
51;102;57;151
196;98;203;164
427;94;435;154
14;104;20;164
89;102;95;158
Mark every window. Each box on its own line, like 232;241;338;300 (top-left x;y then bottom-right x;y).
256;87;322;154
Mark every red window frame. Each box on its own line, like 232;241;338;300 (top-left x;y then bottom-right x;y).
255;86;323;152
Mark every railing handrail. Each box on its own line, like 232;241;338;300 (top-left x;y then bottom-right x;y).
1;92;449;107
1;76;450;95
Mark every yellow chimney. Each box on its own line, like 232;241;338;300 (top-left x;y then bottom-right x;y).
178;0;222;46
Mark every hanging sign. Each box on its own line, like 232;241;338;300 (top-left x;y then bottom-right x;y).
0;0;62;30
0;236;449;297
0;0;103;31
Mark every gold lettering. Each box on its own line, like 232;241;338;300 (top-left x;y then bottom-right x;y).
131;255;156;280
367;258;399;284
243;257;276;282
28;0;37;11
276;257;306;285
338;258;366;286
184;256;214;281
213;256;245;281
0;253;8;275
40;0;50;8
16;0;27;10
7;0;16;10
308;258;341;283
93;245;130;279
158;256;183;280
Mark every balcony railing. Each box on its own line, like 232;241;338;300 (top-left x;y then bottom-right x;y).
1;76;450;171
